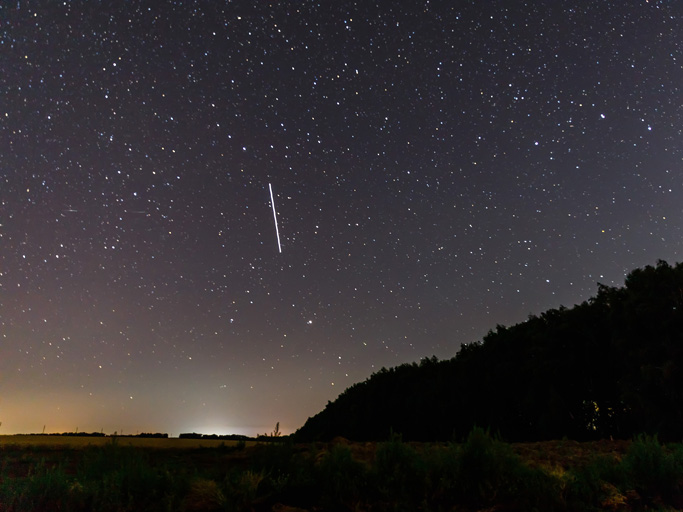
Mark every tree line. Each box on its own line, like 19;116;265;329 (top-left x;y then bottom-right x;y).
295;260;683;442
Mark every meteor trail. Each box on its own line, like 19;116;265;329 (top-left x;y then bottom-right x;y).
269;183;282;253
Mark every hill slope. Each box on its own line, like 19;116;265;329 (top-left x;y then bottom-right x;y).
295;260;683;442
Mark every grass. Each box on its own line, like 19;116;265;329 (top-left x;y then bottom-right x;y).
1;431;683;511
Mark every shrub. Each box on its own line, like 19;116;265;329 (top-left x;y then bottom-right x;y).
10;459;72;512
184;478;225;511
454;427;523;506
318;443;368;508
423;442;460;506
566;455;621;508
373;433;425;509
452;427;564;510
620;434;681;498
77;444;178;511
250;440;295;475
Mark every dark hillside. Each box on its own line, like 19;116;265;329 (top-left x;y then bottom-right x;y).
295;260;683;442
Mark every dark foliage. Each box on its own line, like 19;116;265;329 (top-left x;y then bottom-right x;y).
295;260;683;442
3;432;683;511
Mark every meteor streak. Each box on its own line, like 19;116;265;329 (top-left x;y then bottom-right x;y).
269;183;282;253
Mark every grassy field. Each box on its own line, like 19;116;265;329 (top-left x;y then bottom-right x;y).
1;430;682;511
0;435;255;450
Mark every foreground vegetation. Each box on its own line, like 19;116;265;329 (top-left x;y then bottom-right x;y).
2;429;683;511
297;260;683;442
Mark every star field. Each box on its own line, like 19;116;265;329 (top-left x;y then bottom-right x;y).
1;1;681;436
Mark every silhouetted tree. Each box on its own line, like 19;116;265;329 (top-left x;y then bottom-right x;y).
295;260;683;442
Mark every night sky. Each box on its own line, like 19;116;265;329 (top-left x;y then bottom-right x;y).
1;1;681;437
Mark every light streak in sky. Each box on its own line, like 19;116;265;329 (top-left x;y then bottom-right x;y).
269;183;282;253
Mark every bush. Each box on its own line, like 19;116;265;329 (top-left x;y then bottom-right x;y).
620;434;681;498
373;433;425;509
452;427;564;510
566;436;683;510
184;478;225;511
9;459;72;512
77;443;178;511
454;427;523;506
244;439;318;507
250;440;295;475
566;455;622;508
422;442;460;506
318;443;368;509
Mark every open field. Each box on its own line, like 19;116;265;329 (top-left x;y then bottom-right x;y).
1;430;682;511
0;434;256;450
0;434;630;461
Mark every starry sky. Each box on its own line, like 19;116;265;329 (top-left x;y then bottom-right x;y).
1;1;681;437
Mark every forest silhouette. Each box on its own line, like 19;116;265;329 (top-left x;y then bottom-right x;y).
295;260;683;442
